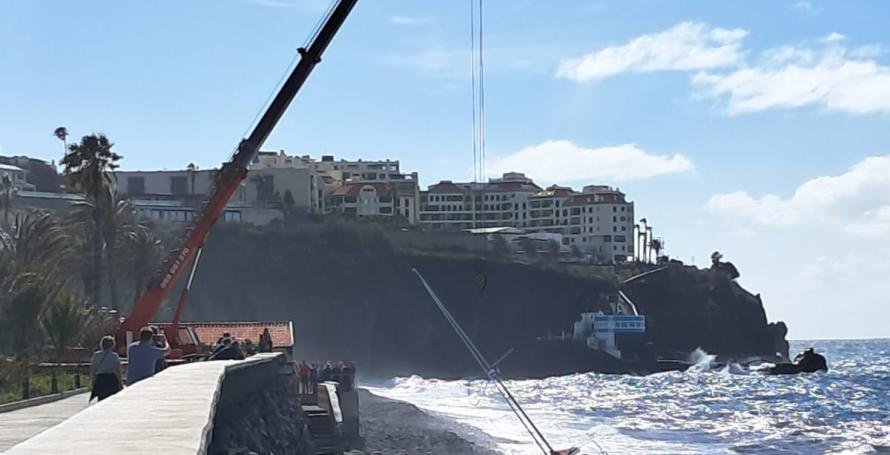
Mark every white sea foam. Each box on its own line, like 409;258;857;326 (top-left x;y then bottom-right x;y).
365;340;890;454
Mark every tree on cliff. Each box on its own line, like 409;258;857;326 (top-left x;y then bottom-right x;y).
710;251;740;280
61;134;121;305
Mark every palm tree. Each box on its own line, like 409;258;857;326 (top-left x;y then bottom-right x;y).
53;127;69;162
120;226;162;306
42;289;88;364
70;188;137;310
650;238;663;261
4;211;72;277
61;134;122;305
0;211;74;396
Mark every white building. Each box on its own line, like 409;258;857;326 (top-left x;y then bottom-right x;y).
419;172;542;230
419;173;635;263
574;311;646;359
315;154;421;223
114;150;325;225
0;164;34;191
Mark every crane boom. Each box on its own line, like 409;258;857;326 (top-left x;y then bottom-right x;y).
117;0;357;348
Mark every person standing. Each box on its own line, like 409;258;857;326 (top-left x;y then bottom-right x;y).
258;328;273;353
89;336;122;401
127;327;169;385
298;360;311;393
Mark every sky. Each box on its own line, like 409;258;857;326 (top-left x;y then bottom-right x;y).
2;0;890;339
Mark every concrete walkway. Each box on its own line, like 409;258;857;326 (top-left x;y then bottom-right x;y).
5;354;281;455
0;392;90;452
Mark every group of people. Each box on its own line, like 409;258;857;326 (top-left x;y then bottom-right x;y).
207;328;275;360
296;360;356;394
89;326;169;402
89;327;278;402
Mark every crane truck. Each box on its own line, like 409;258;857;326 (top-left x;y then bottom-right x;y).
115;0;358;357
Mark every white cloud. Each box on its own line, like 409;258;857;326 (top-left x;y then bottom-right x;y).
556;22;748;82
487;140;693;183
388;15;440;26
793;1;820;15
383;43;567;78
846;205;890;236
707;155;890;235
693;45;890;114
556;21;890;115
822;32;846;43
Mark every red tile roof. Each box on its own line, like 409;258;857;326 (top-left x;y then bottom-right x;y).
157;321;294;348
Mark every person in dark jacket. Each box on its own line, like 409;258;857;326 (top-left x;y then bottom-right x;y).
209;338;245;361
258;328;273;353
90;336;122;402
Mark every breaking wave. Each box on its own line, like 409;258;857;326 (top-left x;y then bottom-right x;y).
365;340;890;454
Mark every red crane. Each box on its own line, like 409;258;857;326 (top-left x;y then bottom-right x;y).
116;0;358;355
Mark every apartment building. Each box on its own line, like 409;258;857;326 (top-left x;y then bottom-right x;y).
419;172;542;230
327;176;420;223
316;154;421;223
418;173;634;263
306;155;405;185
114;150;324;225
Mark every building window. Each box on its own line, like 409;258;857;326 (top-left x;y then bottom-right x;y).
128;177;145;196
254;175;275;202
223;211;241;222
170;176;188;196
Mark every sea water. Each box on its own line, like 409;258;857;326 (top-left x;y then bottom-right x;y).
366;339;890;454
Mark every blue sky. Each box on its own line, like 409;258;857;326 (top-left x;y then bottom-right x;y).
2;0;890;339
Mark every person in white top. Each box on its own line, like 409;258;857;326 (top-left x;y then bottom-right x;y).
89;336;123;402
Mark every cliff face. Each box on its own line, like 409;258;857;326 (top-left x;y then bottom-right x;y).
623;265;789;361
181;222;787;377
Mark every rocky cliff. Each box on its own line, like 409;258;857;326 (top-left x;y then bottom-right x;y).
179;221;788;377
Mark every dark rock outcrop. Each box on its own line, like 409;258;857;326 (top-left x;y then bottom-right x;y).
179;223;788;377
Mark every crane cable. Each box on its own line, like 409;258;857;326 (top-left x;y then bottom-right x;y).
477;0;486;185
241;0;341;146
470;0;486;184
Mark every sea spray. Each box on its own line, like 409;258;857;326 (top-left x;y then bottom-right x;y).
366;340;890;454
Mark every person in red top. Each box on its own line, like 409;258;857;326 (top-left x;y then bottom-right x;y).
298;360;312;394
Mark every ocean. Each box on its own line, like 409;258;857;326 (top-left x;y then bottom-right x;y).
366;339;890;454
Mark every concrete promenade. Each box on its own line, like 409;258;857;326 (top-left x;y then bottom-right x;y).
3;353;282;455
0;392;90;452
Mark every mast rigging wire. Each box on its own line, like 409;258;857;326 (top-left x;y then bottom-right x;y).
413;269;555;455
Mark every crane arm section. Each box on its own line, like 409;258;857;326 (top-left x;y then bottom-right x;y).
117;0;357;345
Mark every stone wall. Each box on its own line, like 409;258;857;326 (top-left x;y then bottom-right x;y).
208;359;314;455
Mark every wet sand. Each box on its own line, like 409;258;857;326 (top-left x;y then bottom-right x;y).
350;388;499;455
